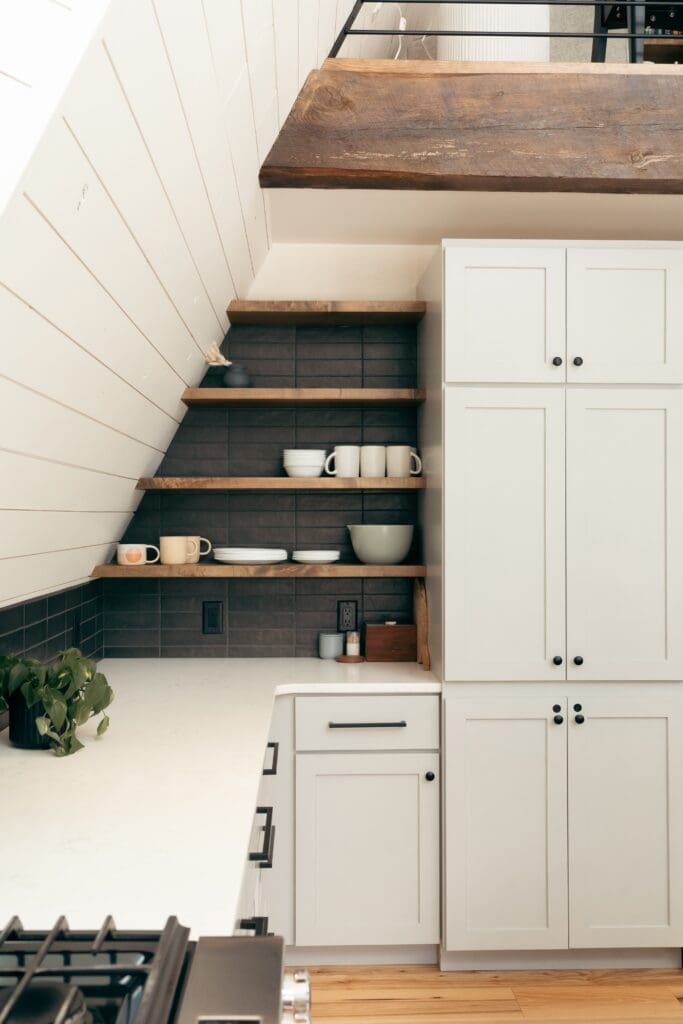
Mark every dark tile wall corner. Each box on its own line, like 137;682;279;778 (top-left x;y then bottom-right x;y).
104;322;420;658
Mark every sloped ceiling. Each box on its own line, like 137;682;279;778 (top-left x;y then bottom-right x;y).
0;0;356;608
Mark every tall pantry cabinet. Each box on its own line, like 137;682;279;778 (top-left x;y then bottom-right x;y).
421;241;683;956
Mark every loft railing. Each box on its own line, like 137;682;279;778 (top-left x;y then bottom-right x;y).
329;0;683;63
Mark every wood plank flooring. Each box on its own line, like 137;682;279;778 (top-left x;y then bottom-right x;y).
308;965;683;1023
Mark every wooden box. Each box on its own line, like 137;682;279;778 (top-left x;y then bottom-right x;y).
365;623;417;662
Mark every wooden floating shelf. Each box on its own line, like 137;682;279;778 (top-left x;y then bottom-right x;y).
92;564;427;579
182;388;426;407
227;299;426;326
137;476;426;491
644;39;683;63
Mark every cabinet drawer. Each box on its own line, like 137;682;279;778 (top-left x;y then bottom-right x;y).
295;695;439;751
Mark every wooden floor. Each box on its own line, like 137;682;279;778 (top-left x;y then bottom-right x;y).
309;965;683;1023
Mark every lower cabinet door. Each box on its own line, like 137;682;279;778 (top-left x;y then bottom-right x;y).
445;698;569;951
295;752;440;946
569;698;683;948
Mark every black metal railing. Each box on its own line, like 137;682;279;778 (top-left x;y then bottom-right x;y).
329;0;683;63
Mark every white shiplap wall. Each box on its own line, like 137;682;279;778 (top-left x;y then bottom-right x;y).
0;0;354;607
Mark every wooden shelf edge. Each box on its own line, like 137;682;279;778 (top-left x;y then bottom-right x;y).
227;299;426;325
92;564;426;579
182;387;426;406
137;476;426;491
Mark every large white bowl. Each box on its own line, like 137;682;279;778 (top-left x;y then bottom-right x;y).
284;464;324;478
347;524;414;565
283;449;326;464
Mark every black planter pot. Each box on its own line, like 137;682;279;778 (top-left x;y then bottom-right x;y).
8;691;50;750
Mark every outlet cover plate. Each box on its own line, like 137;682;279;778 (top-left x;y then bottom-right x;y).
337;600;358;633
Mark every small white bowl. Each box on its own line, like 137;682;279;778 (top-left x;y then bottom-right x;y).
284;465;325;478
283;449;326;464
293;550;340;564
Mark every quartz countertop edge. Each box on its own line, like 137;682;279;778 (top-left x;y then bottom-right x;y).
0;658;439;937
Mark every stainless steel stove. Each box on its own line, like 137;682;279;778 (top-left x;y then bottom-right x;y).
0;917;310;1024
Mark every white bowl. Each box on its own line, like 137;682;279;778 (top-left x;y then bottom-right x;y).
284;465;325;478
292;550;341;564
347;524;414;565
283;449;326;464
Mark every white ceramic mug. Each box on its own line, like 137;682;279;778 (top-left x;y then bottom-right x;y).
360;445;386;478
117;543;160;566
324;445;360;478
386;446;422;477
186;537;212;564
159;536;199;565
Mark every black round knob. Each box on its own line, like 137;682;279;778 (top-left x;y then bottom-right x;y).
553;656;563;666
552;704;561;713
553;715;564;725
552;356;563;367
425;771;436;782
575;714;585;725
573;703;582;712
574;655;584;666
573;356;584;367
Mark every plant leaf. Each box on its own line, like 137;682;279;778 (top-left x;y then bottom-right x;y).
97;714;110;736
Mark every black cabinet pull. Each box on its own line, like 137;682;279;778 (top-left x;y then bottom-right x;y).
553;714;564;725
575;714;585;725
328;720;407;729
262;740;279;776
249;806;275;868
552;704;561;713
552;356;563;367
573;356;584;367
425;771;436;782
573;656;584;666
552;656;563;666
239;916;270;936
573;703;582;712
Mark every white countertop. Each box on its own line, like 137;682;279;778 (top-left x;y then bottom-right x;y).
0;658;438;936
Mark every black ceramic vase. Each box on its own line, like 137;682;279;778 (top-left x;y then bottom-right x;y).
223;364;252;388
8;691;50;750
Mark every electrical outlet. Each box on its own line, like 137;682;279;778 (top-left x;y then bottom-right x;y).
337;600;358;633
202;600;224;635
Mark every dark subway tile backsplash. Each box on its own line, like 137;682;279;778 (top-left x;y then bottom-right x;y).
0;581;104;664
104;320;420;658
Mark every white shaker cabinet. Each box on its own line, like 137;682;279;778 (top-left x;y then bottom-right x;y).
566;389;683;681
444;387;566;682
445;696;683;952
569;698;683;948
567;248;683;384
444;246;566;384
444;698;569;951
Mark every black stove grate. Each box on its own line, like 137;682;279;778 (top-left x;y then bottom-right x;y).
0;917;191;1024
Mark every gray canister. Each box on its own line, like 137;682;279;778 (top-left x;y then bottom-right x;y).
318;632;344;659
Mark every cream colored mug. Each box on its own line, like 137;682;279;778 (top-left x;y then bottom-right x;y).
360;445;386;478
186;536;212;564
386;446;422;477
324;445;360;478
117;543;160;566
159;536;199;565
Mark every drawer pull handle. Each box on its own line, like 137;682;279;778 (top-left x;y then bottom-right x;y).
239;916;270;936
328;721;407;729
262;740;279;776
249;806;275;868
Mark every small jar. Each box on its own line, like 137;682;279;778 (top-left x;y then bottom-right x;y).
346;631;360;657
319;632;344;659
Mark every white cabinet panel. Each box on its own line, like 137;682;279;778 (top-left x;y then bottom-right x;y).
445;698;568;951
445;388;566;681
295;751;439;946
568;248;683;384
569;698;683;947
566;389;683;681
445;246;566;383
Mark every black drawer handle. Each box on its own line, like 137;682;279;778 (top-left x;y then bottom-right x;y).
239;916;270;936
262;741;279;776
328;721;407;729
249;806;275;868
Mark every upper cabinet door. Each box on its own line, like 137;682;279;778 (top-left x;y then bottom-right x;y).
445;246;566;383
567;389;683;681
444;387;566;681
568;247;683;383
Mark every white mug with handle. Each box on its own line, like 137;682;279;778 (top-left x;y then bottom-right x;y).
186;537;212;564
386;446;422;478
324;445;360;478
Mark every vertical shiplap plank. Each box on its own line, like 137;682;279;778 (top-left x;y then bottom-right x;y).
153;0;253;297
317;0;338;62
241;0;279;161
298;0;320;83
102;0;232;324
273;0;299;125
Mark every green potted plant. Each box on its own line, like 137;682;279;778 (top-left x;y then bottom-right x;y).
0;648;112;756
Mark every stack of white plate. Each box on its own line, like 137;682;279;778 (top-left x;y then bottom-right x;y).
214;548;288;564
292;550;340;564
283;449;326;478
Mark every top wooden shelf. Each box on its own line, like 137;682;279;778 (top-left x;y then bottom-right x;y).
182;387;425;407
227;300;426;326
